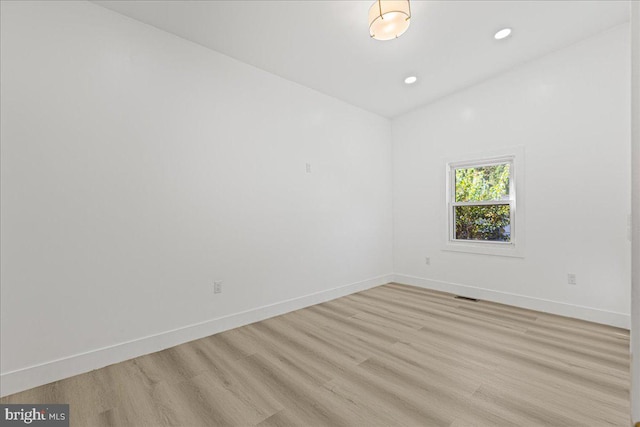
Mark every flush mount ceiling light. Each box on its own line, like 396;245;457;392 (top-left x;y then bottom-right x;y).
494;28;512;40
369;0;411;41
404;76;417;85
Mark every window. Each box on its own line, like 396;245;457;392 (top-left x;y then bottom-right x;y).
445;149;524;257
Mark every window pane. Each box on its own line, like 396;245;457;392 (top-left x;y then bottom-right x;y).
455;205;511;242
455;163;510;202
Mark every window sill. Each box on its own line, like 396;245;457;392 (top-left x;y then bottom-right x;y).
442;241;524;258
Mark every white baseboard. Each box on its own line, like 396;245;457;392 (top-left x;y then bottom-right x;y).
2;272;628;397
0;274;393;397
393;274;630;329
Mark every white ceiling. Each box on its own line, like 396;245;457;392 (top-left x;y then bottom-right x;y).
94;0;630;118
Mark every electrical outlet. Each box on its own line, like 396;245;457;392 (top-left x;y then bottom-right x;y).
567;274;577;285
214;281;223;294
305;163;312;173
425;257;431;265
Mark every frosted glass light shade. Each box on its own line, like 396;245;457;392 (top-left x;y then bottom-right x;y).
368;0;411;41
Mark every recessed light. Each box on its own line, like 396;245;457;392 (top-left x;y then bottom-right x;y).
404;76;417;85
494;28;512;40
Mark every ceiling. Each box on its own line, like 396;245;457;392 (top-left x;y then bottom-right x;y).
94;1;630;118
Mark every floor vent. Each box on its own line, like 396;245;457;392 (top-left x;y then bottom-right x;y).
454;296;479;302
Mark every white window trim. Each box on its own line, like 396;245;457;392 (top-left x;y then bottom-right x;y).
443;147;525;258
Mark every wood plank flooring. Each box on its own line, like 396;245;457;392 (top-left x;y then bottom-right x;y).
1;283;631;426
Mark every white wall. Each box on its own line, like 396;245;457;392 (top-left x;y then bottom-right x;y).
392;25;631;328
0;1;393;396
631;1;640;423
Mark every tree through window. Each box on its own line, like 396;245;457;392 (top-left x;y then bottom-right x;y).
449;158;514;243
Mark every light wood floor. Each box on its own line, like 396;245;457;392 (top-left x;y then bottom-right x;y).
1;283;631;426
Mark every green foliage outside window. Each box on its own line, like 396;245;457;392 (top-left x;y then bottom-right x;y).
454;164;511;242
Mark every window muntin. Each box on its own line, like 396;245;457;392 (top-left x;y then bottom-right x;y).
449;158;515;244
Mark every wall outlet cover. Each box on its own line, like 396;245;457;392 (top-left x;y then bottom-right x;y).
214;281;223;294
